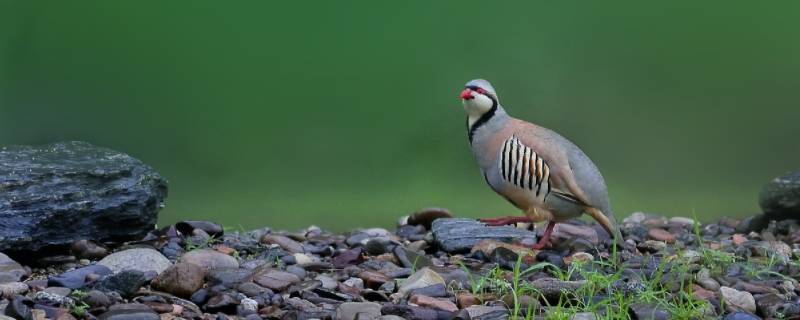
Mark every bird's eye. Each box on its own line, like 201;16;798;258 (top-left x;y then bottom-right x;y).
475;88;486;94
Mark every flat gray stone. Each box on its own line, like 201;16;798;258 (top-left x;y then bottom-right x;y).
335;302;382;320
98;248;171;274
431;218;537;253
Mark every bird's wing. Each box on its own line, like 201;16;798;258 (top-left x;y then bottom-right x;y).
507;121;595;207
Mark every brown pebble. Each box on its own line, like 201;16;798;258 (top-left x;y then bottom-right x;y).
457;292;480;308
358;270;391;289
732;234;747;246
648;228;675;243
410;294;458;312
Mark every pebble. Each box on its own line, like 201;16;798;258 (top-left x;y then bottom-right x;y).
647;228;676;243
0;282;28;298
410;294;458;312
721;286;757;313
151;262;206;298
395;267;445;298
180;249;239;271
335;302;382;320
48;264;112;289
98;248;172;274
252;268;301;291
260;235;304;254
0;253;27;283
696;268;721;291
96;270;147;298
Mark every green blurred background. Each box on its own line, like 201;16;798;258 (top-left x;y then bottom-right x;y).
2;2;798;231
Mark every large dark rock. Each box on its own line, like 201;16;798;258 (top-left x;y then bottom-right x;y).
431;218;537;253
760;170;800;219
0;141;167;255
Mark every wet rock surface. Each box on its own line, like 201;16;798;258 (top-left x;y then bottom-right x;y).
0;141;167;256
3;208;800;319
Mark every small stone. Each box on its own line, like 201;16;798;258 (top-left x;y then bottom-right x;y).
343;277;365;289
647;228;675;243
70;240;109;260
252;268;301;291
83;290;112;308
205;293;239;313
5;297;33;320
206;267;252;288
564;252;594;266
332;248;364;269
551;223;599;245
629;303;669;320
358;271;391;289
335;302;382;320
457;292;480;308
48;265;112;289
669;217;696;227
151;262;206;298
720;286;757;313
380;304;446;320
696;268;720;291
409;294;458;312
732;234;748;246
316;275;338;290
97;308;159;320
96;270;147;298
0;282;28;298
722;312;761;320
260;235;304;254
292;253;317;266
43;286;71;297
32;291;73;306
98;248;172;275
395;268;445;298
180;249;239;271
407;208;453;230
407;283;447;298
0;253;27;283
240;297;258;312
465;305;508;319
637;240;667;253
237;282;269;297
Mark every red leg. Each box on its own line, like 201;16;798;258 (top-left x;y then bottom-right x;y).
479;216;531;226
530;221;556;250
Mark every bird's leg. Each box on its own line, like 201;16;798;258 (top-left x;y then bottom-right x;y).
478;216;531;226
530;221;556;250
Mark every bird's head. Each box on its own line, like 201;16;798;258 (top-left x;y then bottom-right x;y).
460;79;498;118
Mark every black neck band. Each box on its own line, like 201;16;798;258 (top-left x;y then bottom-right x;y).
467;96;498;144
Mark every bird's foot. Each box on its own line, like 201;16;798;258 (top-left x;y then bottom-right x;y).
478;216;530;226
529;221;557;250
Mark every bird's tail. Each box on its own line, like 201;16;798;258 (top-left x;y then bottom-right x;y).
585;206;623;244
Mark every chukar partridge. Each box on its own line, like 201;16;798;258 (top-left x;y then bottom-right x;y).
459;79;621;249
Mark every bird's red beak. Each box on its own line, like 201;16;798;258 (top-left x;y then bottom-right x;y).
460;89;474;100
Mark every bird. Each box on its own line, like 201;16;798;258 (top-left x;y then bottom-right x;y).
459;78;622;249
